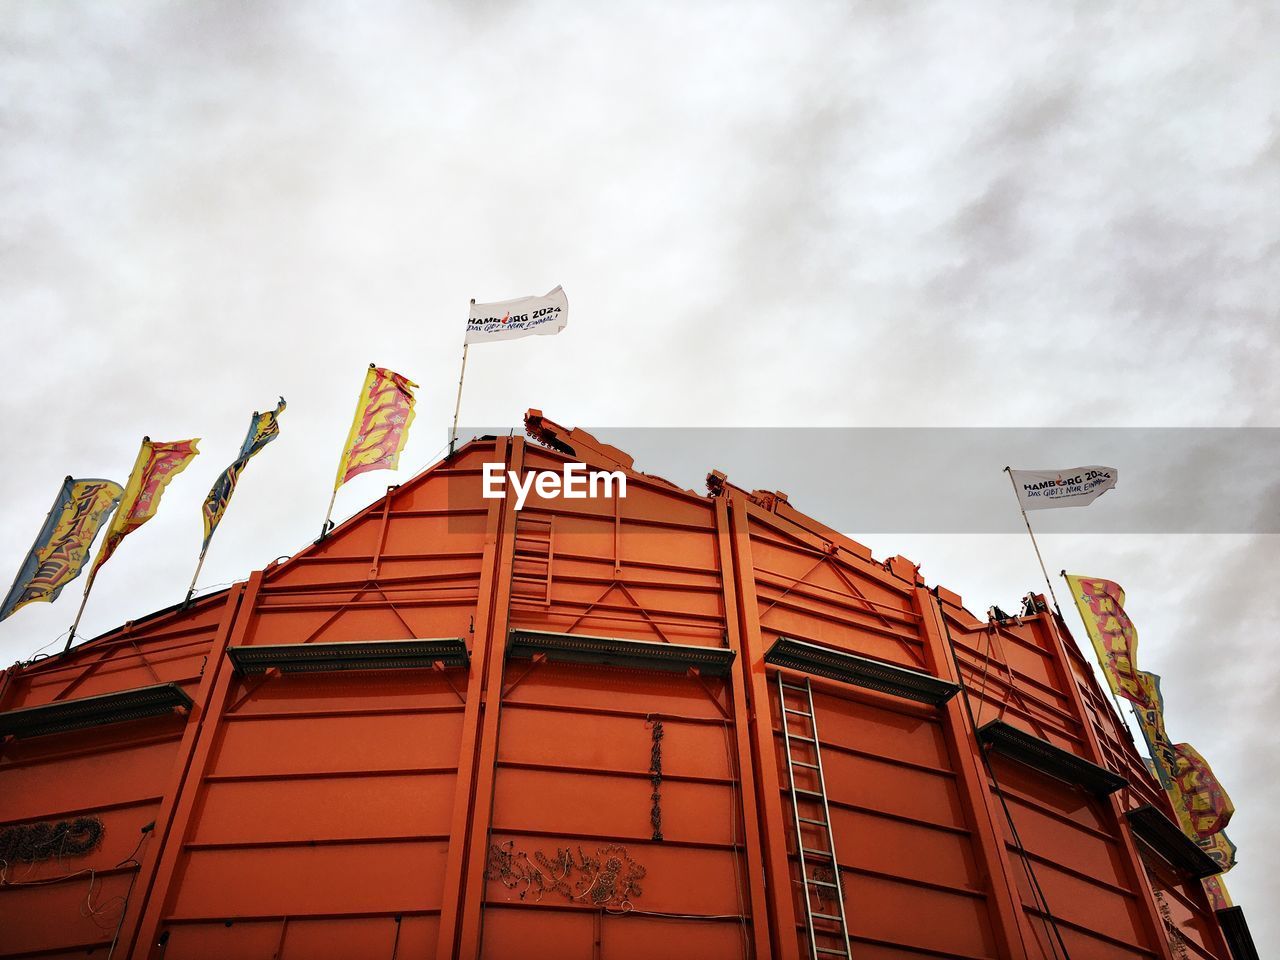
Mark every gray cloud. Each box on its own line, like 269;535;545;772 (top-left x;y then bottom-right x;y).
0;1;1276;948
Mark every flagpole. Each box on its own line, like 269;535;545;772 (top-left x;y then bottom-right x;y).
1004;466;1062;615
65;583;92;653
183;548;208;607
449;303;473;457
319;487;338;541
64;427;152;654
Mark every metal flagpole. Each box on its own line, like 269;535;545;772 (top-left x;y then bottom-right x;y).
1004;466;1062;615
183;548;208;607
65;583;92;653
449;302;473;457
66;436;145;653
319;487;339;541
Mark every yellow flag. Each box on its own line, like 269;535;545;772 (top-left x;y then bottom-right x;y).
86;437;200;590
1065;574;1149;706
334;365;417;490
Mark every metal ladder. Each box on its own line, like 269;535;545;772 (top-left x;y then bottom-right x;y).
777;672;852;959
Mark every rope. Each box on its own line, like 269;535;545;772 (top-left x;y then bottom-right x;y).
935;594;1072;960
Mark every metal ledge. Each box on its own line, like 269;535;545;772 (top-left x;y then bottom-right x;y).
764;636;960;707
978;720;1128;797
0;683;193;740
227;639;469;675
1216;906;1259;960
508;629;735;677
1126;804;1222;880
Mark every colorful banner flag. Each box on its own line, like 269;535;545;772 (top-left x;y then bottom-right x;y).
1009;466;1117;510
1135;674;1235;841
86;438;200;590
465;286;568;344
1170;742;1235;838
201;399;286;552
1065;574;1149;706
1072;576;1237;847
334;366;417;490
0;478;124;622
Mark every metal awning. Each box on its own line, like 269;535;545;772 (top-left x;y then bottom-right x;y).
227;638;469;674
0;682;193;739
978;719;1128;797
508;629;735;676
765;636;960;707
1126;804;1222;879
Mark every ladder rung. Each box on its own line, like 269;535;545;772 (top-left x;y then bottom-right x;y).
792;760;819;769
800;846;834;860
784;707;812;717
807;878;840;888
815;948;849;956
797;816;828;826
792;788;823;798
786;732;816;742
810;911;843;922
780;682;810;693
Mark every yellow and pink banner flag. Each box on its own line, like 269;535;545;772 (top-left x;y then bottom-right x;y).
86;437;200;590
0;478;124;622
1068;573;1235;867
1065;574;1149;706
334;365;417;490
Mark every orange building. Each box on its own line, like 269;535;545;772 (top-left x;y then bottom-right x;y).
0;413;1258;959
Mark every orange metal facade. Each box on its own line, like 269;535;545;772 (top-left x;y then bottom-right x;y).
0;416;1242;959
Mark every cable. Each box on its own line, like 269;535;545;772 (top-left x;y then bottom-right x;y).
720;718;751;959
933;593;1073;960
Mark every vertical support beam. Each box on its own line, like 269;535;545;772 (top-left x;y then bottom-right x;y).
435;438;512;958
128;575;261;958
454;437;525;960
1035;608;1178;960
914;587;1031;960
725;493;802;960
714;496;776;960
0;664;17;713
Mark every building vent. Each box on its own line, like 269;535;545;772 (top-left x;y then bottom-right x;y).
978;720;1128;797
764;636;960;707
227;639;469;675
507;629;735;677
0;683;193;740
1125;804;1223;879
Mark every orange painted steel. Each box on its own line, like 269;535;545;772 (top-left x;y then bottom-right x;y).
0;418;1239;959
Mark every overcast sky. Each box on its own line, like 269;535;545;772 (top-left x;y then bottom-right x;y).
1;2;1277;949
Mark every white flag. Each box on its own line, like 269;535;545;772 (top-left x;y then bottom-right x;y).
465;286;568;344
1009;465;1118;511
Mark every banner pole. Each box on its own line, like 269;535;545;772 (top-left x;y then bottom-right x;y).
183;548;208;607
1004;467;1061;615
65;585;92;653
319;487;338;541
449;315;472;457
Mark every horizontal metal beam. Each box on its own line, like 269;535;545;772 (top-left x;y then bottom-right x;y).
765;636;959;707
227;639;469;674
507;629;735;677
978;720;1128;797
1124;804;1222;879
0;683;192;739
